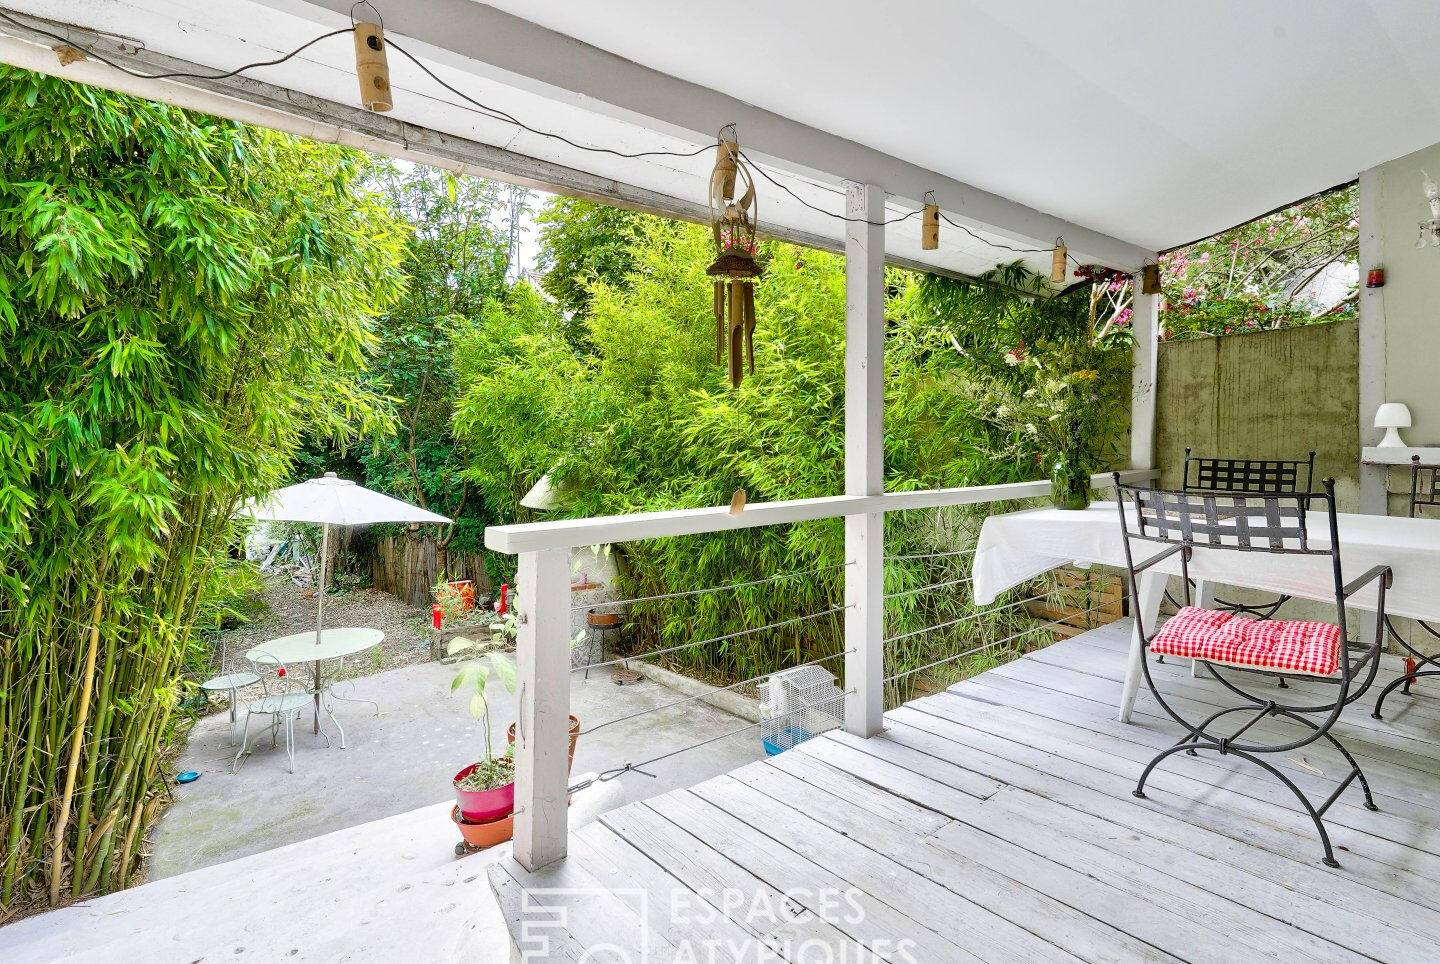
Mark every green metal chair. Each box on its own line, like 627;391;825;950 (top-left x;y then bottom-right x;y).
232;651;310;774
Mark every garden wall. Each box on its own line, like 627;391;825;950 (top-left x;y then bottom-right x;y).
1155;319;1360;511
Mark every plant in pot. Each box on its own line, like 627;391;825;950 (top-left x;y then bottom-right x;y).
448;631;518;846
964;337;1128;510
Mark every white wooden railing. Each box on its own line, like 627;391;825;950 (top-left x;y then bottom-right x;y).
484;468;1157;870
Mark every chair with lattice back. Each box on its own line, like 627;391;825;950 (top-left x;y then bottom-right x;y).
1114;474;1389;867
1372;456;1440;718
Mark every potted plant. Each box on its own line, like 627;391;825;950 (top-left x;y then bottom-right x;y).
448;632;518;829
965;337;1128;510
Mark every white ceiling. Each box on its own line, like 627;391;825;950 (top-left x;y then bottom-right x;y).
476;0;1440;251
5;0;1439;281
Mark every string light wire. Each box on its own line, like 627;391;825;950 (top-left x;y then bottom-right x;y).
0;7;1112;270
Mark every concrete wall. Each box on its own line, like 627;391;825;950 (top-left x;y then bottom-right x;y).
1155;320;1360;510
1359;140;1440;515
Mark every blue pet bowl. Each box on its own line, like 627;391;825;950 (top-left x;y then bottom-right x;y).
762;727;811;756
176;771;201;784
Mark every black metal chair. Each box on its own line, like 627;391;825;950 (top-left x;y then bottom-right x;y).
1169;448;1316;619
1114;475;1390;867
1372;455;1440;718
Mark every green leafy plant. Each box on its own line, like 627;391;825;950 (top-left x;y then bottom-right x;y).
0;67;407;908
447;632;517;789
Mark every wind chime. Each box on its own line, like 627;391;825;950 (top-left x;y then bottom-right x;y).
707;139;763;387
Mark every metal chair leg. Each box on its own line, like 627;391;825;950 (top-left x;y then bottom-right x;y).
1133;738;1345;867
232;711;255;773
285;711;296;773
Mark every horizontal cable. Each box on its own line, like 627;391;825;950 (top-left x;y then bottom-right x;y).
578;649;853;737
881;573;1105;646
577;563;851;611
884;576;973;601
883;601;1111;684
884;548;976;562
571;605;850;674
569;689;857;792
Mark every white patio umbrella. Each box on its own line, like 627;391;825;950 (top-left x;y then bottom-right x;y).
241;472;451;730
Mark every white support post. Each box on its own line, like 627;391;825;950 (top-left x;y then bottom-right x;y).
1357;166;1388;515
844;180;885;738
512;546;572;871
1130;280;1160;472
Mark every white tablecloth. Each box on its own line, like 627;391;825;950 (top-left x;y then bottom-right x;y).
973;502;1440;621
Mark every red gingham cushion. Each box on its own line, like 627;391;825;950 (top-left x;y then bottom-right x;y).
1150;607;1340;677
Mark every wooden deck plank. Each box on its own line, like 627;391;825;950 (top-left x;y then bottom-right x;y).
931;682;1440;861
736;756;1181;964
691;774;1085;964
646;788;975;962
888;705;1440;923
566;822;754;962
599;796;883;962
489;629;1440;960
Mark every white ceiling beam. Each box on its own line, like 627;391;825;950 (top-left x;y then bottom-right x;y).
0;14;1043;289
253;0;1154;270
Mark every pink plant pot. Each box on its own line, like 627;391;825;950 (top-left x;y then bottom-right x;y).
454;765;514;822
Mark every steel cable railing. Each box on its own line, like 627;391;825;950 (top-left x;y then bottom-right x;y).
578;648;853;737
883;600;1113;684
569;604;850;675
576;562;852;611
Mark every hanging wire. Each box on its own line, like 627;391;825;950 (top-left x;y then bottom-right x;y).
884;547;976;562
0;10;354;82
883;575;973;601
571;605;850;675
737;149;921;227
569;688;856;792
883;600;1111;683
577;562;851;611
385;38;713;161
881;573;1105;645
0;6;1130;272
578;649;852;737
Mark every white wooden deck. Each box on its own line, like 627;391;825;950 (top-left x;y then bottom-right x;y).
489;621;1440;962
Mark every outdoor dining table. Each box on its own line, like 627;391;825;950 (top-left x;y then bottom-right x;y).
972;502;1440;723
245;626;384;739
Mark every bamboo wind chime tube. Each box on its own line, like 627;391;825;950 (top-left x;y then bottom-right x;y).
922;203;940;250
353;22;393;112
714;281;725;365
1051;241;1068;284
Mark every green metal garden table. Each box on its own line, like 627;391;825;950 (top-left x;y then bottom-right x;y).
245;627;385;744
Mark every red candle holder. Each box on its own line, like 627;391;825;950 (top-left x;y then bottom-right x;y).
1366;268;1386;288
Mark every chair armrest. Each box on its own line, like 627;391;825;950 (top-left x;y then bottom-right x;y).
1342;565;1393;599
1129;543;1187;575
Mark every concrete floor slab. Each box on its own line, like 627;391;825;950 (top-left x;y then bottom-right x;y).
150;658;764;879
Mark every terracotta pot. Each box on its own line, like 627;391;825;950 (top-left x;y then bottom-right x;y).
586;610;621;628
453;764;514;822
451;806;513;848
508;714;580;770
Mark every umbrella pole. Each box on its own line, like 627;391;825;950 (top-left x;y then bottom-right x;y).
314;522;329;734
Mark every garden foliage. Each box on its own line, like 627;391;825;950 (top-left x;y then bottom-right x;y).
0;70;407;907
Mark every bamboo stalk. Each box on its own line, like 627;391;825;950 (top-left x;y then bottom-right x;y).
49;587;106;907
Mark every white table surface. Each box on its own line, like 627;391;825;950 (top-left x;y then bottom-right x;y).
245;627;385;664
974;502;1440;620
973;503;1440;721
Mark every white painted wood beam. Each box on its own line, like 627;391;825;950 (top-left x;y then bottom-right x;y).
483;470;1158;555
1357;166;1388;515
844;181;885;739
1130;280;1160;472
511;547;572;871
253;0;1154;269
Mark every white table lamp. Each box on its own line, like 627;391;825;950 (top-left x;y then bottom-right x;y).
1374;402;1412;447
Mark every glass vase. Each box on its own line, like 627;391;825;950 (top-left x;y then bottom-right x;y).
1051;454;1092;510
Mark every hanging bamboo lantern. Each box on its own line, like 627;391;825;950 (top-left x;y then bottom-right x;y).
353;22;393;112
1051;238;1068;284
707;139;763;388
1140;263;1161;295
